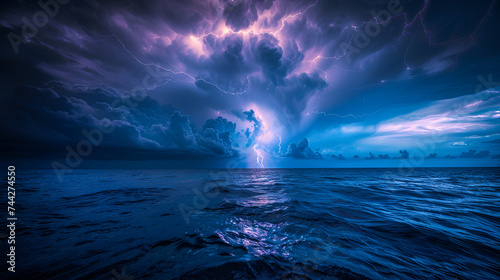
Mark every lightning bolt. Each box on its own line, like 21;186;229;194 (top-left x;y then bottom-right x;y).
309;0;491;71
305;103;393;120
274;131;282;154
310;1;431;71
308;0;495;116
306;111;370;119
111;32;251;95
75;26;251;95
399;0;495;68
272;0;319;36
72;0;318;96
191;0;319;40
253;144;265;168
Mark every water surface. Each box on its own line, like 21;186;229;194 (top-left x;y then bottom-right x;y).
8;168;500;279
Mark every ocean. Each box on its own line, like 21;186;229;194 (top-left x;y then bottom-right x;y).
6;168;500;279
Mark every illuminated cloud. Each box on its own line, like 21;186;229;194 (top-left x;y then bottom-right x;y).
0;0;499;167
284;138;322;159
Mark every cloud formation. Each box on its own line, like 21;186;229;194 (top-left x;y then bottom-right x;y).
1;82;241;159
458;150;490;159
284;138;322;159
0;0;499;167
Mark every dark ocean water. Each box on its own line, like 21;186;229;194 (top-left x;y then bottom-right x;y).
5;168;500;279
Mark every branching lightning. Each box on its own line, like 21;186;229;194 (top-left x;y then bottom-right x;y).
111;32;251;95
307;0;496;118
190;0;319;40
275;132;282;155
272;0;319;36
253;144;265;168
306;111;370;119
75;25;252;95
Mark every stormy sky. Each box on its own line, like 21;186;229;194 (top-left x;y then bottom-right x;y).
1;0;499;168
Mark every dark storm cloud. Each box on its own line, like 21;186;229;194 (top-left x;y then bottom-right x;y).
458;150;490;159
365;153;376;160
242;109;262;147
330;154;346;160
254;38;288;86
243;109;259;123
364;153;392;160
222;0;275;31
284;138;322;159
186;35;255;94
431;150;494;160
398;150;410;159
0;82;240;159
288;0;500;132
483;139;500;144
1;0;322;97
378;154;391;159
0;0;498;165
258;71;327;127
186;33;308;95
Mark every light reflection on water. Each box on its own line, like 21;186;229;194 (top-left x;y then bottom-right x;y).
12;168;500;279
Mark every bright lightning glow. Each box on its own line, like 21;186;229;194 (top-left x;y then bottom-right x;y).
275;132;282;154
189;0;319;40
253;144;265;168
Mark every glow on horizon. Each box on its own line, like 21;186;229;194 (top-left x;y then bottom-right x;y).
244;104;284;168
